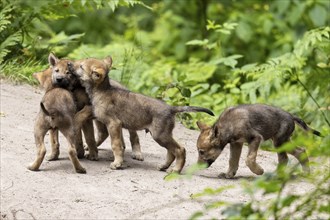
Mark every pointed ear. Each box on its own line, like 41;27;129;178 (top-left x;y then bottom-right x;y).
92;71;101;80
91;70;105;84
197;121;209;130
48;53;59;67
103;56;113;69
211;125;219;139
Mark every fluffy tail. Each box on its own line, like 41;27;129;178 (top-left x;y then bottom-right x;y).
172;106;214;116
293;116;322;137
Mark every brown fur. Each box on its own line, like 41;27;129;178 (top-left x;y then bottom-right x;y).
48;53;144;161
28;68;89;173
69;57;214;173
48;54;98;160
196;104;321;178
33;68;61;161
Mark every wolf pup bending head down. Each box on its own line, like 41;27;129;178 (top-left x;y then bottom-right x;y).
196;104;321;178
68;57;214;173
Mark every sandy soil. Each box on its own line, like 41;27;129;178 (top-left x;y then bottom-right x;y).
0;80;315;220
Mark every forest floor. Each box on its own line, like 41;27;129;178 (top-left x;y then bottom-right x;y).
0;80;314;219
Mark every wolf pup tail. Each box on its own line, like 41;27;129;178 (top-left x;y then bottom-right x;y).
40;102;50;116
293;116;322;137
173;106;214;116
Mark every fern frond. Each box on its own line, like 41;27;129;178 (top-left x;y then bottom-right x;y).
0;31;22;63
0;3;14;32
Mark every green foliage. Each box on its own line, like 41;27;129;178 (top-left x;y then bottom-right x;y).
0;2;22;63
0;59;46;84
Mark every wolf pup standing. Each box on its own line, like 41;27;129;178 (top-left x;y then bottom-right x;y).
28;69;90;173
196;104;321;178
69;56;214;173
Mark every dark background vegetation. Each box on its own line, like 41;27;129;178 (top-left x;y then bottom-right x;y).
1;0;329;219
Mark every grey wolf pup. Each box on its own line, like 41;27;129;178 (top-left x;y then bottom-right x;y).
196;104;321;178
69;56;214;173
28;68;90;173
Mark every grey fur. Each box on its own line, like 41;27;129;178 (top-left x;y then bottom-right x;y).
197;104;320;178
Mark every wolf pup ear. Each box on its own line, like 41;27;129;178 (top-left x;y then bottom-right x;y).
48;53;59;67
91;70;105;84
92;71;101;80
197;121;209;130
103;56;113;69
211;125;219;139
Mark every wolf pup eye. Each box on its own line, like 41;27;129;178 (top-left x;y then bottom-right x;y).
55;69;59;73
199;150;205;156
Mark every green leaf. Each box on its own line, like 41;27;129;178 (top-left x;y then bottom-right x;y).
206;20;221;30
275;0;290;14
81;0;87;6
164;172;180;181
216;29;231;35
180;88;191;98
223;22;238;30
184;163;208;178
288;3;306;26
192;185;234;198
309;4;327;27
48;32;85;45
186;39;209;46
230;88;240;94
107;1;118;12
205;201;227;210
263;18;273;35
240;82;257;90
212;55;243;69
189;211;204;220
319;204;330;213
236;21;252;43
280;195;299;208
249;89;257;103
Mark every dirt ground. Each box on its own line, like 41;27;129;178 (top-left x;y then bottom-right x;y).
0;80;315;220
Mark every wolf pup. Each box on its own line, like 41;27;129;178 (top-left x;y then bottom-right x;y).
28;68;89;173
33;68;61;161
69;56;214;173
48;54;98;160
48;53;144;161
33;66;96;160
196;104;321;178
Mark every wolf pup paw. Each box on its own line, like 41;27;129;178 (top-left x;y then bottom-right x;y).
131;152;144;161
47;153;59;161
75;167;87;174
85;152;98;161
110;161;123;170
218;172;236;179
27;164;39;172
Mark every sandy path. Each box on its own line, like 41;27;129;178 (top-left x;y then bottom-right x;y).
0;81;314;219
